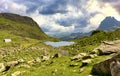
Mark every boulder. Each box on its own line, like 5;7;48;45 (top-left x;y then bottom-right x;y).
0;63;5;72
18;59;25;63
91;53;120;76
82;55;92;60
6;61;19;67
110;61;120;76
42;55;50;61
6;61;19;71
93;40;120;55
34;57;41;63
79;67;84;73
53;53;61;58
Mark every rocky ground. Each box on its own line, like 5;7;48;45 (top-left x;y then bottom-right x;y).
0;40;120;76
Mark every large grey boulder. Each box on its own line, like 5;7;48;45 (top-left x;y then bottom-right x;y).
91;53;120;76
93;40;120;55
110;61;120;76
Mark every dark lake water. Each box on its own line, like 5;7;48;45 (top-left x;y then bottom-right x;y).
44;41;75;47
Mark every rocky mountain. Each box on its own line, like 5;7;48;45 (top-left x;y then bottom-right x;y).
97;16;120;31
61;16;120;40
60;32;92;40
0;13;51;40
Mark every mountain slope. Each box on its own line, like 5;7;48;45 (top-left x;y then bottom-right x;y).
0;13;52;40
97;16;120;31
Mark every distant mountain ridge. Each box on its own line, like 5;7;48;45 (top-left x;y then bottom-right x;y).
60;16;120;40
0;13;37;26
97;16;120;31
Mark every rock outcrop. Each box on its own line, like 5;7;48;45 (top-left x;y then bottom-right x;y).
93;40;120;55
91;53;120;76
110;61;120;76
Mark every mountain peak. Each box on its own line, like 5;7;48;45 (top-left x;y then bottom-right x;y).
97;16;120;31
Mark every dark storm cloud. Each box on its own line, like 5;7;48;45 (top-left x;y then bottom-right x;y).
99;0;120;14
13;0;68;15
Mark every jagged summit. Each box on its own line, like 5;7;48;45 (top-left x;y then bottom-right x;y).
97;16;120;31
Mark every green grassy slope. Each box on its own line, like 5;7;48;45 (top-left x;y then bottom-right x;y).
0;13;57;40
60;29;120;55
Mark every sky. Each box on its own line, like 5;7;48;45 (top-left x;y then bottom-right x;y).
0;0;120;36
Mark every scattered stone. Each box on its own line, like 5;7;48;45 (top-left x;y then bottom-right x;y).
0;63;5;72
42;55;50;61
71;53;88;61
34;57;41;63
53;53;61;58
18;59;25;63
81;59;92;68
90;54;97;59
69;63;79;67
27;60;34;65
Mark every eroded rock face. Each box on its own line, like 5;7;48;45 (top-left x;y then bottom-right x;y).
91;53;120;76
110;61;120;76
93;40;120;55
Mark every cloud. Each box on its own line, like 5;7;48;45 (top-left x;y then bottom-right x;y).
0;0;120;36
98;0;120;14
0;0;27;15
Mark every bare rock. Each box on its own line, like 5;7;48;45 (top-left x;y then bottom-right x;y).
91;53;120;76
71;53;88;61
5;61;19;71
93;40;120;55
0;63;5;72
53;53;61;58
110;61;120;76
81;59;92;67
18;59;25;63
34;57;41;63
42;55;50;61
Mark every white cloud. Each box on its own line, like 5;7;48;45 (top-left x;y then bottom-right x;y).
29;10;75;35
83;0;120;32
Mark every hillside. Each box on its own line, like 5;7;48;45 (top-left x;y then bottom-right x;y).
0;13;120;76
0;13;54;40
60;29;120;55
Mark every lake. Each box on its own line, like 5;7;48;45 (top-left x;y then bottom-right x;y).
44;41;75;47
